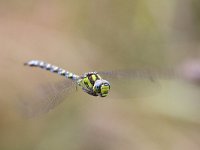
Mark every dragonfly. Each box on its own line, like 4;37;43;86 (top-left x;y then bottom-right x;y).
25;60;111;97
22;60;114;117
22;59;198;117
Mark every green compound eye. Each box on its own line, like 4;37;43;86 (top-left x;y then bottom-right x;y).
94;80;110;97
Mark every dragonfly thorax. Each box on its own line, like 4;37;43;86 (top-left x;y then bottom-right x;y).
78;72;110;97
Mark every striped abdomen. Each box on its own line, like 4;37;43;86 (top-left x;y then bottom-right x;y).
24;60;79;80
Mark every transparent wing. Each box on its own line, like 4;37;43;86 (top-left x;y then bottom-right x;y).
99;60;200;85
98;69;178;81
98;69;178;98
19;80;76;118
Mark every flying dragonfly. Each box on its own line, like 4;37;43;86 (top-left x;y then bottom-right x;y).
24;60;111;97
22;59;200;117
23;60;114;117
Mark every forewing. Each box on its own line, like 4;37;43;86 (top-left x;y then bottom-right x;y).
98;69;176;98
98;69;177;81
19;80;76;118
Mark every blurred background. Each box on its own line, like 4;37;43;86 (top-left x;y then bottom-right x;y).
0;0;200;150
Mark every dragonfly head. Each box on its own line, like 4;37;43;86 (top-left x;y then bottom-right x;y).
93;79;110;97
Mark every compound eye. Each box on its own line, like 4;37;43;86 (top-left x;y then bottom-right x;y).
96;84;101;92
94;82;102;93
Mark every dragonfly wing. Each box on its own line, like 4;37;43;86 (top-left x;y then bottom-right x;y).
98;69;175;98
98;69;178;81
19;80;76;118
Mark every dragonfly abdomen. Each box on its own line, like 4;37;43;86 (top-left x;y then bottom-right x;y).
24;60;79;80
